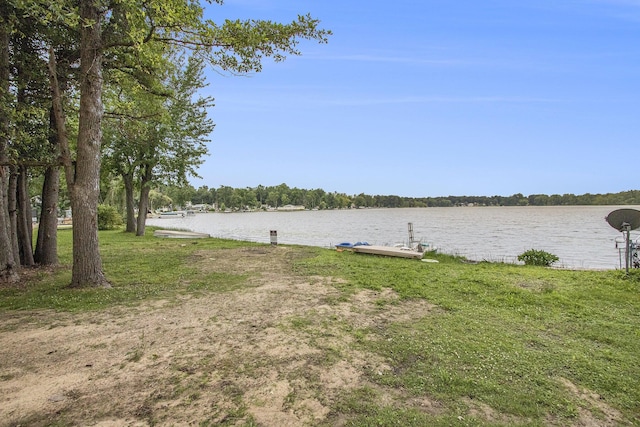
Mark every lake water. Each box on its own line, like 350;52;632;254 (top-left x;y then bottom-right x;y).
147;206;640;270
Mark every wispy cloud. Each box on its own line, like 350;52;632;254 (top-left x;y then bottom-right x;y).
301;50;568;73
321;95;562;107
589;0;640;6
313;53;466;67
578;0;640;22
218;93;563;111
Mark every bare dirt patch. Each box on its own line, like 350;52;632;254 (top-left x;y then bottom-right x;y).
557;377;624;427
0;246;437;426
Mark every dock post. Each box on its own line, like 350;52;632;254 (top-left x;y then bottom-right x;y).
408;222;415;246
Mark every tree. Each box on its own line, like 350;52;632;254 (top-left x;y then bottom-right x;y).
216;185;234;210
102;46;173;233
192;186;211;205
47;0;112;287
10;15;58;267
0;3;18;282
241;188;258;210
0;2;70;272
135;54;212;236
43;0;331;286
266;191;279;208
353;193;372;208
33;17;81;267
334;193;351;209
33;111;62;266
305;188;325;209
64;0;109;287
149;189;172;212
165;184;195;209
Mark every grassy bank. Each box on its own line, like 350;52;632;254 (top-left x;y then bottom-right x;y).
1;228;639;426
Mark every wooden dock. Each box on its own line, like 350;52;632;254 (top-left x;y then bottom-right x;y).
351;244;424;259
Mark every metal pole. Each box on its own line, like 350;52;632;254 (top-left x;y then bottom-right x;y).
408;222;414;246
624;224;631;273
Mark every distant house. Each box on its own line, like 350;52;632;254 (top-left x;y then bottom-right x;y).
277;205;305;211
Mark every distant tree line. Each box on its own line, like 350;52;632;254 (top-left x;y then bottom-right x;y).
159;184;640;211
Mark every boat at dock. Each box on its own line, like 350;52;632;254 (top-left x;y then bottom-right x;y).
335;222;433;260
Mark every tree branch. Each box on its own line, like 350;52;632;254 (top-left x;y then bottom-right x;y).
47;46;75;188
104;111;163;120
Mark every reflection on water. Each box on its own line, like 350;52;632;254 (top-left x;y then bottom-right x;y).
147;206;639;270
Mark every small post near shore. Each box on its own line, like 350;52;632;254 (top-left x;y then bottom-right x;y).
270;230;277;246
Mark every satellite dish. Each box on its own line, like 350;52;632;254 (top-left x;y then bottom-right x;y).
605;208;640;231
606;208;640;273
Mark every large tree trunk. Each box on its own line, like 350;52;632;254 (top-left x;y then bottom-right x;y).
123;171;136;233
136;185;150;237
0;166;17;281
0;8;17;282
34;109;60;265
12;45;33;267
68;0;109;287
34;165;60;265
0;166;16;281
8;168;20;265
136;166;153;237
16;166;34;266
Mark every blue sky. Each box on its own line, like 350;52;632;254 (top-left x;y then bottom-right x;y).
193;0;640;198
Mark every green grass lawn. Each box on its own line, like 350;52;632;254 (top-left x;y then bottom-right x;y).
2;228;638;426
296;252;640;425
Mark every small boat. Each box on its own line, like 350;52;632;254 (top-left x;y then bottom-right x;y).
335;242;354;251
352;243;424;259
335;241;371;251
153;229;210;238
160;211;185;217
335;242;424;259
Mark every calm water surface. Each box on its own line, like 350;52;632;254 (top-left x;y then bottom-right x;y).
147;206;639;270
